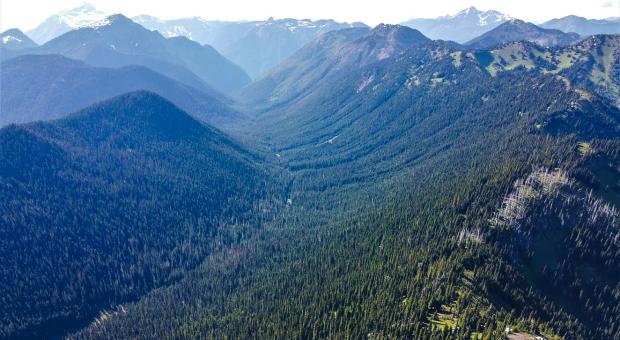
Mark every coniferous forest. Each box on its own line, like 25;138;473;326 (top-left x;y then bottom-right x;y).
0;3;619;339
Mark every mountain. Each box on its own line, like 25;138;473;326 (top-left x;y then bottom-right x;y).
219;18;368;79
134;16;368;79
541;15;620;36
4;5;620;340
132;15;233;46
0;91;272;339
466;19;581;49
72;39;620;340
239;24;432;106
15;14;251;94
0;28;37;49
401;7;512;43
0;54;240;127
26;3;106;44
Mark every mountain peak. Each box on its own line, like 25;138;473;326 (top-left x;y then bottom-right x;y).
2;28;25;36
467;18;581;49
64;2;97;12
366;24;430;50
85;13;133;29
372;23;406;33
56;3;106;28
458;6;481;16
370;24;427;38
67;91;207;140
1;28;37;49
402;8;513;42
506;18;527;25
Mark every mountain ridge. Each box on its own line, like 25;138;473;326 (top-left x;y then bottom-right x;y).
466;19;582;49
11;14;251;95
0;54;241;127
402;6;513;43
541;15;620;36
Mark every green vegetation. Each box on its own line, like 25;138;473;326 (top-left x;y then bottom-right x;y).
70;40;619;339
0;92;279;338
1;30;619;339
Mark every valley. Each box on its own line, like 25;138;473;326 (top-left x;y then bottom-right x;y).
0;3;619;339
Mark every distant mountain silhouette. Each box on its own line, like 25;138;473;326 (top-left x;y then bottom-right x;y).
134;15;368;79
541;15;620;36
466;19;581;49
0;54;241;127
402;7;513;43
13;14;251;95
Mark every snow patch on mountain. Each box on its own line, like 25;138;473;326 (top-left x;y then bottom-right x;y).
57;3;106;28
85;17;112;29
2;36;22;44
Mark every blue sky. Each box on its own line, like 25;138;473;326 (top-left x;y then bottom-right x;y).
1;0;618;31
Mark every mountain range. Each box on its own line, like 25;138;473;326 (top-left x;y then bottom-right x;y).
402;7;620;43
72;24;620;340
6;14;251;95
1;4;620;340
134;15;367;79
0;54;240;127
541;15;620;36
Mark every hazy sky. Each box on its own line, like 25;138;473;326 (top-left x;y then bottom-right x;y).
1;0;619;31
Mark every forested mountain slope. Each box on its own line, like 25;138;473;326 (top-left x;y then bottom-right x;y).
248;41;618;184
0;92;276;339
0;55;240;127
238;24;432;107
72;36;619;339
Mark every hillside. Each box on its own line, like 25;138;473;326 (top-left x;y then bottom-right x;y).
0;92;275;339
239;24;431;107
72;38;619;340
0;54;241;127
477;35;620;106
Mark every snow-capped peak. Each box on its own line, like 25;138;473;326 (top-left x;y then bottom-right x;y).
447;7;512;26
478;10;512;26
56;3;106;29
456;6;480;17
